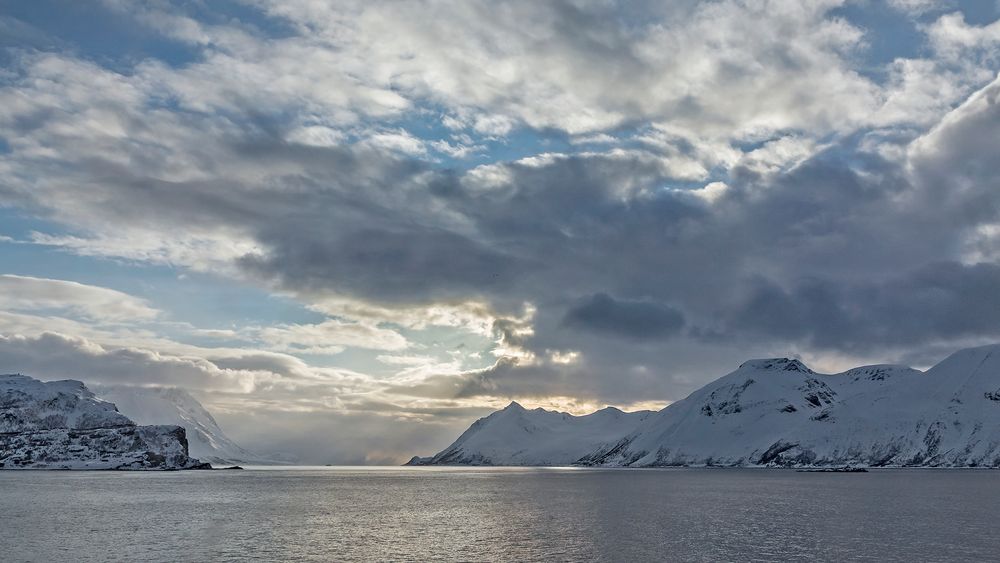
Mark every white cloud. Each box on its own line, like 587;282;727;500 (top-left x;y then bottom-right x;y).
0;275;160;322
286;125;347;147
305;296;498;337
0;332;270;393
362;129;428;157
927;12;1000;57
255;319;410;354
738;136;821;175
690;181;730;204
429;139;481;158
888;0;948;15
376;354;437;366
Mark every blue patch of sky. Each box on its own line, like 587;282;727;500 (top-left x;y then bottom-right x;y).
0;210;323;334
171;0;298;39
295;348;403;376
0;0;294;71
831;2;928;81
356;106;579;171
151;271;327;333
0;0;201;69
959;1;1000;25
0;208;69;241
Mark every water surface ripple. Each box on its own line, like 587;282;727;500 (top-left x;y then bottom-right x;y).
1;467;995;562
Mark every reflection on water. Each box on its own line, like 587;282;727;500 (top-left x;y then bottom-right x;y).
1;467;996;562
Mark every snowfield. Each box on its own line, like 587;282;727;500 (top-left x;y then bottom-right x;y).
414;343;1000;468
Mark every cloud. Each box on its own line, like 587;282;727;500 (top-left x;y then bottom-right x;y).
377;354;437;366
254;318;410;354
888;0;947;15
0;332;269;392
0;275;159;322
562;293;685;341
362;129;429;157
725;262;1000;352
927;12;1000;57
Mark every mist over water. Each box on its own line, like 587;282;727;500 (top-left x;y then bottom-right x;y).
2;467;997;562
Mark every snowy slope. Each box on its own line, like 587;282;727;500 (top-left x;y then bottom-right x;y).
418;344;1000;468
408;402;653;466
94;385;266;465
0;374;132;432
584;344;1000;467
0;374;207;470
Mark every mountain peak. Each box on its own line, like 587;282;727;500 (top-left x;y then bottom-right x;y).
738;358;813;374
502;401;526;412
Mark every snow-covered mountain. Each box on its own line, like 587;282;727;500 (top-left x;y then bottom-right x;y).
0;374;132;433
415;344;1000;468
0;374;208;470
407;402;653;466
94;385;266;465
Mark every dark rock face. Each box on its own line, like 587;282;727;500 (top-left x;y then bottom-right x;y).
739;358;813;374
701;379;755;417
0;425;209;470
576;437;647;467
799;378;837;408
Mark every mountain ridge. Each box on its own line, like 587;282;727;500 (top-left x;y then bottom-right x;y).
411;344;1000;468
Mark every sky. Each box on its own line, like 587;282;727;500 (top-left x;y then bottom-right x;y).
1;0;999;464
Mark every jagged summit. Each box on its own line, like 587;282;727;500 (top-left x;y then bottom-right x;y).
738;358;813;373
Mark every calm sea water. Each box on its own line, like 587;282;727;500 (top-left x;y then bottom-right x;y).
1;466;997;562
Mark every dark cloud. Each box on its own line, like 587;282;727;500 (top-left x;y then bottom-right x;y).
240;226;524;303
562;293;685;340
0;332;252;390
727;262;1000;352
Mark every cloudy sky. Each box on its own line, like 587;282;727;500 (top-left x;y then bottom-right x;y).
1;0;999;463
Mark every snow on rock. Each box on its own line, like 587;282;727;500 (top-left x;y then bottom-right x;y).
93;385;268;465
407;401;653;466
0;425;208;470
0;374;208;470
0;374;132;432
417;343;1000;468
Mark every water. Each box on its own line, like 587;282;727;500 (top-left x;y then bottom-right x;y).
1;467;997;562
